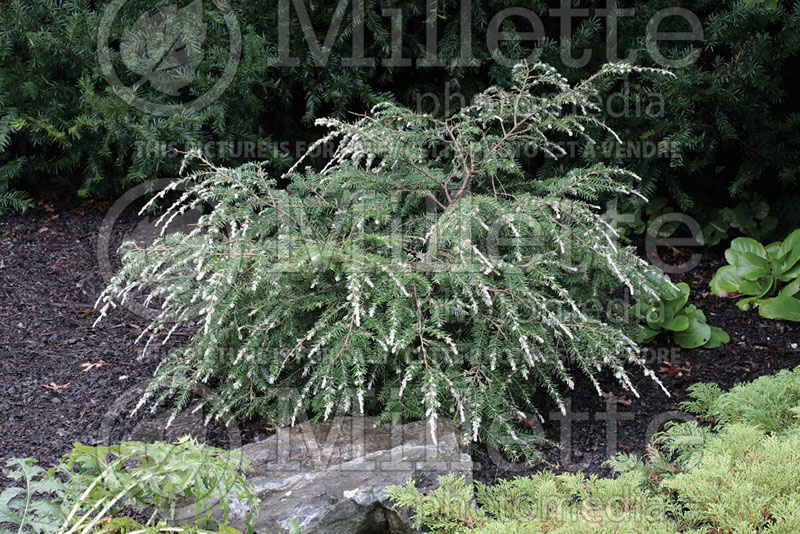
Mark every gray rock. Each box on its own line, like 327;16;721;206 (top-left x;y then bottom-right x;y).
174;417;472;534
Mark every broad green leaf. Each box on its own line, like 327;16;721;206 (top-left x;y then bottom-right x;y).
663;315;690;332
727;237;767;259
778;229;800;258
665;282;691;313
758;295;800;322
766;242;782;257
674;317;712;348
739;276;773;298
704;326;730;348
779;246;800;276
729;251;769;280
778;260;800;282
779;278;800;298
710;265;742;294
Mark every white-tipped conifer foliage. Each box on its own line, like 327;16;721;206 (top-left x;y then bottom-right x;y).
97;63;673;459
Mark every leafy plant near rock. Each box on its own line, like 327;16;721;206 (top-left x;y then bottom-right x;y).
0;438;257;534
96;62;675;460
710;229;800;321
635;282;729;349
63;438;256;526
387;366;800;534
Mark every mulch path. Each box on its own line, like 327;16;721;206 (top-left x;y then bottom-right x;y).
1;198;798;487
0;199;159;469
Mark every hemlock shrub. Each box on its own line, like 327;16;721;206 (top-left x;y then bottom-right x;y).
96;63;674;459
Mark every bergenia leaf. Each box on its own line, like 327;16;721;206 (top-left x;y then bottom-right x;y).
673;317;712;348
739;276;773;298
778;229;800;258
758;295;800;322
665;282;690;312
704;326;730;348
727;237;767;260
663;315;690;332
729;251;770;280
710;265;742;295
779;278;800;298
779;261;800;282
779;247;800;277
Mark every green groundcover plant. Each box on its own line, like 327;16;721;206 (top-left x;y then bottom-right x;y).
386;366;800;533
96;62;675;460
634;282;729;349
0;438;257;534
710;229;800;321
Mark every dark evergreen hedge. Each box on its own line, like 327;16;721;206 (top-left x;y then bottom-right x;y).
1;0;798;230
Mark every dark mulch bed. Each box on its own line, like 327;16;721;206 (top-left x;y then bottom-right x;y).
0;198;160;469
1;198;798;487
